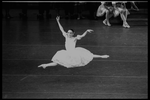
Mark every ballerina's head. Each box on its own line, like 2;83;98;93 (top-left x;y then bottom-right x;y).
67;29;75;38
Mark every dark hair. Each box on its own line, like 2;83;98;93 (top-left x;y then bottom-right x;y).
69;29;75;33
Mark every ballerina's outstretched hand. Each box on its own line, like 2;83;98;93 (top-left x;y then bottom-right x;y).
38;64;47;69
87;29;94;33
56;16;60;21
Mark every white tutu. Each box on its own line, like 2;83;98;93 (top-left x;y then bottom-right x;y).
96;4;107;17
51;47;93;68
113;9;120;17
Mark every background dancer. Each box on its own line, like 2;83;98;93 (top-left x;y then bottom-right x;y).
97;1;132;28
112;1;130;28
96;2;114;26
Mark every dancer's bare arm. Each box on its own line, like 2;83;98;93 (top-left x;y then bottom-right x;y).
56;16;67;37
76;29;93;40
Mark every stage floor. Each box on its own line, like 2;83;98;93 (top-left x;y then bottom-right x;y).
2;18;148;99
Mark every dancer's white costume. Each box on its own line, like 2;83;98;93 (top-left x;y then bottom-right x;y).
38;16;109;69
96;2;107;17
52;35;93;68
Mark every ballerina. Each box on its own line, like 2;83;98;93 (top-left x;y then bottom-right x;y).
38;16;109;69
112;1;130;28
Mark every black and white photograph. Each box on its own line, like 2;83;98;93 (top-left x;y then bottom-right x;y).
2;1;148;99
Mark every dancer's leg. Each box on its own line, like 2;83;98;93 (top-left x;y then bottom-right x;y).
130;1;139;11
103;10;108;25
93;54;109;58
120;11;130;28
38;62;58;69
103;10;113;26
124;9;129;19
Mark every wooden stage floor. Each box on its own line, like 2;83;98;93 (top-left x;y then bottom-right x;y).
2;18;148;99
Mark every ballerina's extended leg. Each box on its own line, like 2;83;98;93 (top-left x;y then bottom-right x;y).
38;62;58;69
103;10;113;26
93;54;109;58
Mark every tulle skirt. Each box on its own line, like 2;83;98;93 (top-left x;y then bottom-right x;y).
51;47;93;68
96;4;107;17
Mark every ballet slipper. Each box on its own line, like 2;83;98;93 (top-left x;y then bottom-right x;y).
126;24;130;28
103;20;107;26
38;64;47;69
101;55;109;58
123;23;130;28
103;20;111;26
107;22;111;26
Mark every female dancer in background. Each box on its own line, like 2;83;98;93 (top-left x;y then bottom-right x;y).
38;16;109;69
96;1;137;28
96;2;114;26
112;1;130;28
112;1;139;28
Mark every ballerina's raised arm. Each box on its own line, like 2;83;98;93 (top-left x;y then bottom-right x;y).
56;16;67;37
